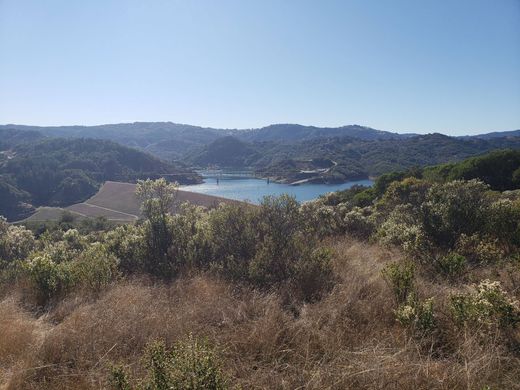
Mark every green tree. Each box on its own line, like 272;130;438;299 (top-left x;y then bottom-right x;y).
136;179;179;278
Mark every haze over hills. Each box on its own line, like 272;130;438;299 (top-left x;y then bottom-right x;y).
460;129;520;140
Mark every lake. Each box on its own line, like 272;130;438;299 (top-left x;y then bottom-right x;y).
181;175;373;203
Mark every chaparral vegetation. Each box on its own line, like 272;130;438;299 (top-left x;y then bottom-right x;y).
1;151;520;389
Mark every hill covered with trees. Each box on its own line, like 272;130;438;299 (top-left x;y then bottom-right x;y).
4;122;517;165
189;133;520;184
0;137;201;221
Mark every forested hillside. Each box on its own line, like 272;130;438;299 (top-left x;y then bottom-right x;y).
189;133;520;184
0;137;200;221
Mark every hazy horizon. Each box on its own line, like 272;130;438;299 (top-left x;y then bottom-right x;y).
1;120;519;137
1;0;519;135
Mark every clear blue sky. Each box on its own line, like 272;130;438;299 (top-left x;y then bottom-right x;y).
0;0;519;135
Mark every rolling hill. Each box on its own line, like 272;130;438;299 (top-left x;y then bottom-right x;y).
189;133;520;184
0;122;418;160
0;137;201;221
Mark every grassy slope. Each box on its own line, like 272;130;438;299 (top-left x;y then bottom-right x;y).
1;237;518;389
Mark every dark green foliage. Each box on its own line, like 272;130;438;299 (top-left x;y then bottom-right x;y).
135;179;179;279
0;128;44;149
189;133;520;184
423;149;520;191
202;203;257;278
422;180;491;248
435;252;466;279
190;136;260;168
0;176;35;221
0;138;200;221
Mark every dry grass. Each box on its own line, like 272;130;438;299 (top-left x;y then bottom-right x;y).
2;237;519;389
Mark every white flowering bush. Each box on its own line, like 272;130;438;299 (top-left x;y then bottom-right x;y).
450;280;520;329
103;224;146;274
342;207;375;239
485;198;520;247
455;234;505;264
377;204;430;256
395;295;435;332
0;217;35;264
24;253;73;303
300;200;342;237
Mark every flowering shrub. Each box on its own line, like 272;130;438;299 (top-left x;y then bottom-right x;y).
72;243;119;293
343;207;375;239
381;261;415;304
450;280;520;329
300;201;342;237
103;224;146;274
485;198;520;247
377;204;430;256
24;253;73;303
455;234;505;264
0;217;35;264
395;295;435;332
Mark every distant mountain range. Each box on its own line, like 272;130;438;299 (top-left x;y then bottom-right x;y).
1;122;519;187
2;122;517;158
0;122;420;160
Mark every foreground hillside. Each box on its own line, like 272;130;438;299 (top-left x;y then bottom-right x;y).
0;136;201;221
1;150;519;389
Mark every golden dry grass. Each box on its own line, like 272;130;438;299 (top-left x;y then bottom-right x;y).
1;237;519;389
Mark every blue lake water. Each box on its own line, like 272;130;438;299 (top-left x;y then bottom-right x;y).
181;176;373;204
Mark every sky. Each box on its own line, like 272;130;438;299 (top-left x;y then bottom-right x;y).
0;0;519;135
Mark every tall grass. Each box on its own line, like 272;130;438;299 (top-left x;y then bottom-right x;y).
2;237;519;389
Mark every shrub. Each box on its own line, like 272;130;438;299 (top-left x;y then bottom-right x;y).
300;201;342;237
435;252;466;279
422;180;491;248
104;224;146;274
450;280;520;329
395;295;435;333
485;198;520;247
136;179;179;279
24;253;73;303
110;336;228;390
0;217;35;265
290;247;334;302
377;204;430;256
381;261;415;304
455;234;505;264
342;207;375;239
379;177;430;211
202;203;256;278
71;243;119;293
